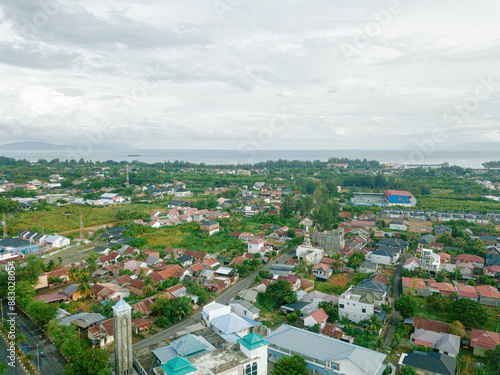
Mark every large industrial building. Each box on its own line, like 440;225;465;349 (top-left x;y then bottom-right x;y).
350;190;416;207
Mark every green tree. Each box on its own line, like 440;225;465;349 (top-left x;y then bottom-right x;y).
448;299;488;328
64;347;111;375
281;194;295;219
346;252;365;269
449;321;466;338
77;274;91;296
26;300;58;326
271;355;308;375
394;295;417;319
401;366;417;375
0;361;8;374
318;301;339;323
256;280;297;311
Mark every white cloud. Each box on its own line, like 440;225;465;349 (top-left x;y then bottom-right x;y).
0;0;499;150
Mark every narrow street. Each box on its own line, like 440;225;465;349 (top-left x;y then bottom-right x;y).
382;253;405;348
132;248;294;350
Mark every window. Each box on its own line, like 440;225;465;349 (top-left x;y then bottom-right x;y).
245;363;257;375
339;304;344;309
362;308;366;313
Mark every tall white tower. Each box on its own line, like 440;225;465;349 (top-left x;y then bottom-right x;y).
113;299;133;375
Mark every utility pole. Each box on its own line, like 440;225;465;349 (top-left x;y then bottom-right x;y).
80;214;83;239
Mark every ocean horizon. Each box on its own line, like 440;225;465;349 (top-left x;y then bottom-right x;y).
1;148;499;169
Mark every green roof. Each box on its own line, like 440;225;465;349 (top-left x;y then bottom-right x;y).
160;356;197;375
238;333;269;351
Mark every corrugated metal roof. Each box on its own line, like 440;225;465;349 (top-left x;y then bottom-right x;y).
266;324;386;375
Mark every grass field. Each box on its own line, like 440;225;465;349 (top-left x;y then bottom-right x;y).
415;297;500;332
7;203;158;234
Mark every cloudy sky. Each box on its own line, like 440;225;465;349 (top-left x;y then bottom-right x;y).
1;0;500;150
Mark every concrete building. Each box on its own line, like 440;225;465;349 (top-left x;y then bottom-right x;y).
113;299;133;375
296;230;324;265
266;324;387;375
312;229;345;254
420;249;441;274
338;286;386;323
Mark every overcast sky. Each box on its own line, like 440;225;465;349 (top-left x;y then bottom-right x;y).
1;0;500;150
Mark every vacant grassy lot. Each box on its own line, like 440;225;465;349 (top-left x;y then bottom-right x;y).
7;203;157;234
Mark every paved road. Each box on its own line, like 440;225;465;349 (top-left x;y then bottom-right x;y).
133;249;294;350
383;253;405;348
0;332;24;375
1;301;66;375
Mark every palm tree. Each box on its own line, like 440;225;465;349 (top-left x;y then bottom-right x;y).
79;267;89;279
77;274;91;297
15;333;26;345
374;337;386;352
367;314;383;332
136;251;148;262
69;267;79;282
136;268;147;280
333;254;342;272
87;256;97;272
142;276;156;296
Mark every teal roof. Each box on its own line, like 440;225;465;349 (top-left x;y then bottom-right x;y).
238;333;269;351
171;334;215;357
160;357;197;375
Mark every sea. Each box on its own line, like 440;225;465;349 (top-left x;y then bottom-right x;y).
0;149;499;169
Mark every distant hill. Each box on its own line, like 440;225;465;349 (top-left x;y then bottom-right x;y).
0;141;68;150
448;142;500;151
0;141;139;151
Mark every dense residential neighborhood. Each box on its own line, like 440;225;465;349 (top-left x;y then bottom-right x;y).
1;157;500;375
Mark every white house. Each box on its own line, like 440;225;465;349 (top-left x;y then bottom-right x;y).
296;231;324;265
420;249;441;274
403;257;420;271
100;193;124;203
303;308;328;328
228;300;260;320
248;239;266;254
389;221;408;231
369;249;399;265
338;286;386;323
44;235;70;248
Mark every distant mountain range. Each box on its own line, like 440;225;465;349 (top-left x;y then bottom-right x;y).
0;141;138;151
0;141;68;150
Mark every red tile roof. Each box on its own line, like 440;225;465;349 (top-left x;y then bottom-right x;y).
475;285;500;299
115;274;132;285
456;254;485;264
307;308;329;324
454;283;479;299
471;329;500;350
413;317;450;333
369;273;389;285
